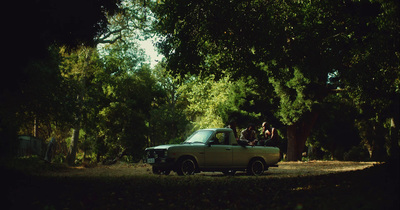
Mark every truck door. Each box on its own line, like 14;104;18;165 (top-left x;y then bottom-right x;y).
204;131;233;168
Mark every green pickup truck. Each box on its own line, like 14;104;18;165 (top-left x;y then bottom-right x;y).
144;128;280;176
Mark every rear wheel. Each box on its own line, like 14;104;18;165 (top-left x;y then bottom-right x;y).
247;159;265;176
176;158;196;176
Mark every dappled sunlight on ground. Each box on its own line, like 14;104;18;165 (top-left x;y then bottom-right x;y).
267;161;379;177
41;160;379;178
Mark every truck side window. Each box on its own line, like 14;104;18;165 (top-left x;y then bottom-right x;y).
213;132;232;145
219;132;230;145
211;134;219;144
214;132;223;144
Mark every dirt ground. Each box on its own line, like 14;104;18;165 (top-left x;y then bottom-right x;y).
4;160;397;209
41;160;379;177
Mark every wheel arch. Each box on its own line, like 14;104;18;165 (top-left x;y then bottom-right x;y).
175;155;200;173
247;156;267;176
248;156;267;166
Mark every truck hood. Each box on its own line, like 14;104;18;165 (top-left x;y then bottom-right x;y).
146;143;206;150
147;144;181;150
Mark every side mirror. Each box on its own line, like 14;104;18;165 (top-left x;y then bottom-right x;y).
208;140;214;147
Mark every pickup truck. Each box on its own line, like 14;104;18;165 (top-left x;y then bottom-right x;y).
144;128;280;176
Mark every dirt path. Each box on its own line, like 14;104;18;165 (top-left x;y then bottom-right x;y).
42;160;379;177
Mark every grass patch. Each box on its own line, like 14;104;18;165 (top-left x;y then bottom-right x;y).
2;158;398;209
0;156;68;174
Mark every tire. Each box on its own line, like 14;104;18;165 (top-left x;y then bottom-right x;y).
176;157;196;176
247;159;265;176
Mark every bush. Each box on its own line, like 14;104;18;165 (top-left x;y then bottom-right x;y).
344;146;370;161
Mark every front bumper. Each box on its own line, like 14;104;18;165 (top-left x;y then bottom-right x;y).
144;157;175;165
144;149;176;168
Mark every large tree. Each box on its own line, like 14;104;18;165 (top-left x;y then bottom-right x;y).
59;46;105;165
0;0;120;158
152;0;399;160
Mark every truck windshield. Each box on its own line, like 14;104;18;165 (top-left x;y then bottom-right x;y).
184;130;214;144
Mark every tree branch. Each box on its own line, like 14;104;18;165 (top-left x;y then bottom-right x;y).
96;35;122;44
95;28;124;45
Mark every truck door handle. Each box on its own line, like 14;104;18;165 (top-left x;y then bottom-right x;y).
225;148;231;151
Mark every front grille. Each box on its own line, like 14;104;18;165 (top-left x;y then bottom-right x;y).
147;149;167;158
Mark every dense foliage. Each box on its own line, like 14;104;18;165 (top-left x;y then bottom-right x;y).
151;0;399;161
0;0;398;163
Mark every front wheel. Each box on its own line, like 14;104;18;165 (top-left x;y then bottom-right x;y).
247;159;265;176
176;158;196;176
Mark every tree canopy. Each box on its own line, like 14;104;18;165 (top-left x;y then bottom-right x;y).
152;0;399;160
0;0;398;163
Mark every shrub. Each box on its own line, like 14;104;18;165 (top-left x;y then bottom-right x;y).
344;146;370;161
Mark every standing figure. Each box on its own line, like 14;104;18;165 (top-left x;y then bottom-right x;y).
45;137;56;162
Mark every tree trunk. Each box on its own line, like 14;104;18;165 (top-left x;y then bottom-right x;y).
389;118;399;160
67;125;80;165
370;117;388;161
286;111;319;161
66;48;90;166
66;88;84;166
287;124;303;161
388;94;399;162
33;117;37;137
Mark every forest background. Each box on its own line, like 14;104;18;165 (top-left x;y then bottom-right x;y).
0;0;398;165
